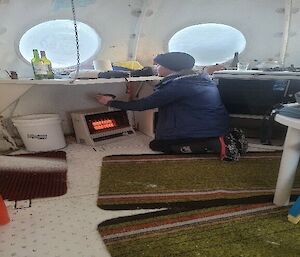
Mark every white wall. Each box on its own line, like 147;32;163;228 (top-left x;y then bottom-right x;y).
1;0;300;133
3;82;131;134
1;0;300;76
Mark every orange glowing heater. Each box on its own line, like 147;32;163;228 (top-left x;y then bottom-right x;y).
71;109;135;146
92;118;117;130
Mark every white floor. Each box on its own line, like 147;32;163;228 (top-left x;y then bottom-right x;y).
0;133;160;257
0;134;283;257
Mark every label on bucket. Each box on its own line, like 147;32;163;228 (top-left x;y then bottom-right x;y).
27;134;47;140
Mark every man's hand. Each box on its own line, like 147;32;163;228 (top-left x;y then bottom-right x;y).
95;94;114;105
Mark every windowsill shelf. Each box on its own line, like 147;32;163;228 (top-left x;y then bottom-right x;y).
0;76;161;85
0;76;161;113
213;70;300;80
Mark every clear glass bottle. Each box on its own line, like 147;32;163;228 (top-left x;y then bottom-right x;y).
229;52;239;69
31;49;47;79
40;50;54;79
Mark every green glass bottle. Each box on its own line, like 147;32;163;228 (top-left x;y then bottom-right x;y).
40;50;54;79
31;49;47;79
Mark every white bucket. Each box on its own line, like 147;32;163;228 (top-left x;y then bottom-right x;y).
12;114;66;152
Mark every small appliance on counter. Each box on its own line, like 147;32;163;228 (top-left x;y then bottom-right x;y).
71;109;135;146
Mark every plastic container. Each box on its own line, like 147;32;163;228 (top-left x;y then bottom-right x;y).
93;59;113;71
12;114;66;152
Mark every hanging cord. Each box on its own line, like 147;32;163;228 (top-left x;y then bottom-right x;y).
70;0;80;84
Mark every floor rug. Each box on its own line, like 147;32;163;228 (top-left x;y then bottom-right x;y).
98;152;300;256
98;203;300;257
98;152;300;210
0;151;67;200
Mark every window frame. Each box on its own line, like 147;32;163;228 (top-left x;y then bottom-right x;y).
17;19;101;69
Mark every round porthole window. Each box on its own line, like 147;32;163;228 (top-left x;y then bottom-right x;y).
168;23;246;66
19;19;101;68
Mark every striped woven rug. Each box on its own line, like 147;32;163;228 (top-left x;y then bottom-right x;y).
98;152;300;256
0;151;67;200
98;203;300;257
98;152;300;210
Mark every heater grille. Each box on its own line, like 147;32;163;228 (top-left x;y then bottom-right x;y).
71;109;135;146
85;110;130;134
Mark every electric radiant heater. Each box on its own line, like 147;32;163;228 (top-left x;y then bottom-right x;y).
71;109;135;146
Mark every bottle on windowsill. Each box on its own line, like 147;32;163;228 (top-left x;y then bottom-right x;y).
229;52;239;69
40;50;54;79
31;49;47;80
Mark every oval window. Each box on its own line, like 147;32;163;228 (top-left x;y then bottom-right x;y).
168;23;246;66
19;19;101;68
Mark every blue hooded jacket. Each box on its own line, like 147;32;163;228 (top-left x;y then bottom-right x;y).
109;72;229;140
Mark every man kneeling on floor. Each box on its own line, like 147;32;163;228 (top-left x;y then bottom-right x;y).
96;52;247;161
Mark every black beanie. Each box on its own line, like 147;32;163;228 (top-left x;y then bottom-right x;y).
153;52;195;71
